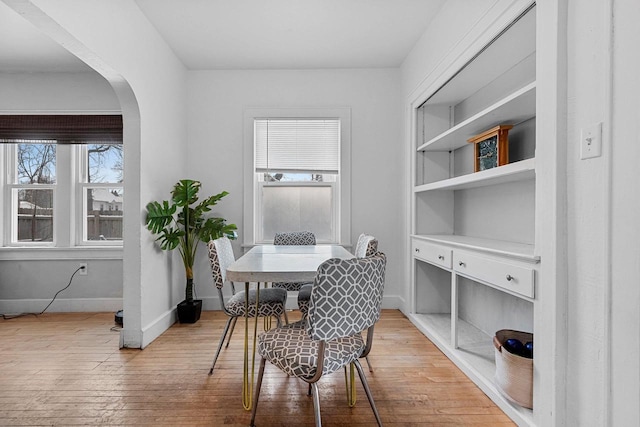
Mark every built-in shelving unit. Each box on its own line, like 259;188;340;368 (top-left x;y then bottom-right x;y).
409;5;538;426
414;158;535;192
417;82;536;152
413;234;538;263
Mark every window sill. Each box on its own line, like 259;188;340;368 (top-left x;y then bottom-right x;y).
0;246;123;261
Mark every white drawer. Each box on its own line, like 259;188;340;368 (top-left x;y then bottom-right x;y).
412;239;452;269
453;250;534;299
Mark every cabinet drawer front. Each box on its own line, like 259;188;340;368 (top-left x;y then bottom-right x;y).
412;239;452;269
453;251;534;298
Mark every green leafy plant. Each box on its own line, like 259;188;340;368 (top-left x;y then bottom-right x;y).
145;179;237;302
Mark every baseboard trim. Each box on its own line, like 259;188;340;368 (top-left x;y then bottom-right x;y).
141;307;176;349
0;297;122;315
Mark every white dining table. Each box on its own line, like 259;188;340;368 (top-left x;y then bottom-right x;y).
226;244;353;410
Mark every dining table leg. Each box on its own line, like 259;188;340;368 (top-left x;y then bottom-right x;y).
242;281;260;411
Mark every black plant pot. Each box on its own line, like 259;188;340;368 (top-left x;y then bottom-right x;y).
177;299;202;324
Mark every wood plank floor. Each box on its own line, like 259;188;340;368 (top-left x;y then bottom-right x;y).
0;310;514;426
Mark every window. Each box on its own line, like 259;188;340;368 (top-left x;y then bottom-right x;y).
1;115;123;247
80;144;124;243
9;142;56;244
243;108;351;245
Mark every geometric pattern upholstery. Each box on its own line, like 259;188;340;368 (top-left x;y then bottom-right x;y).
296;284;312;316
273;231;316;292
297;237;379;316
273;231;316;245
251;253;387;427
226;287;287;318
306;253;386;341
258;321;364;380
207;237;235;290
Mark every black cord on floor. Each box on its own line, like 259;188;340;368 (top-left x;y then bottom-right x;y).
1;265;85;320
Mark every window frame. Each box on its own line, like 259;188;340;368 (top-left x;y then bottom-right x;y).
243;107;351;247
1;143;123;248
75;144;123;246
4;142;57;247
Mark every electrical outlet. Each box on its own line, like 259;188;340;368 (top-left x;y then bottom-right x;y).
79;262;88;275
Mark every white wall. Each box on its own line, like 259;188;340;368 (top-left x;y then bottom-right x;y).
0;72;120;111
10;0;190;348
187;69;403;308
565;1;610;423
609;1;640;424
566;0;640;425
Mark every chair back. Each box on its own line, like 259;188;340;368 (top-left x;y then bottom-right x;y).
207;237;235;290
274;231;316;246
307;253;386;342
354;233;378;258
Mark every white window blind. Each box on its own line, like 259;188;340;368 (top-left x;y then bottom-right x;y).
254;119;340;174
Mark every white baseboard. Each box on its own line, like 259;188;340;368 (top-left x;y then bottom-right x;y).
140;307;176;349
0;297;122;315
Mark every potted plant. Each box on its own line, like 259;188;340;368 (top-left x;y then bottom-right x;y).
145;179;237;323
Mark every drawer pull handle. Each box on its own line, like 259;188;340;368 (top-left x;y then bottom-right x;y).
506;274;514;281
438;255;444;260
415;248;420;253
458;261;465;267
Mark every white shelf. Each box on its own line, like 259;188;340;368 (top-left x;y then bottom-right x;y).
412;234;539;263
414;158;535;192
417;82;536;152
408;313;534;427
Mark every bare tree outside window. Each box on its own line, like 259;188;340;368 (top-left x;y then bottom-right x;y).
87;144;123;183
16;143;56;242
18;142;56;184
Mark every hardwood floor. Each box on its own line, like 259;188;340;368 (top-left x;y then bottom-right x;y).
0;310;514;426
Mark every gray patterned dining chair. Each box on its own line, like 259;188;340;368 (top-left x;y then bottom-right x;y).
206;236;288;375
273;231;316;293
297;233;378;319
273;231;316;314
250;253;387;427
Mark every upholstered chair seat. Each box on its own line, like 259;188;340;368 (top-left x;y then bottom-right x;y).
226;288;287;318
258;321;365;380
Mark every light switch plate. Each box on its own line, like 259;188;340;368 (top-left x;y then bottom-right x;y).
580;122;602;160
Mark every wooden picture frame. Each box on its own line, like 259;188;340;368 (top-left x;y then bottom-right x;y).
467;125;513;172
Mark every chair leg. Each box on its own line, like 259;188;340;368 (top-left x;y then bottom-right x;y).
249;358;267;427
225;316;238;349
344;364;356;407
353;359;383;427
209;317;233;375
365;355;374;372
283;310;289;325
311;382;322;427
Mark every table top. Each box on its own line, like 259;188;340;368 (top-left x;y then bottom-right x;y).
227;244;353;283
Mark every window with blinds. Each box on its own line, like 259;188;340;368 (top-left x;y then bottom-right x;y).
253;118;341;244
254;119;340;174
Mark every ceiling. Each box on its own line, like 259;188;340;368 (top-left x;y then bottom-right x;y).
1;0;445;72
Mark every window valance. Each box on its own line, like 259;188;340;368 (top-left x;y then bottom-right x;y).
0;115;123;144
